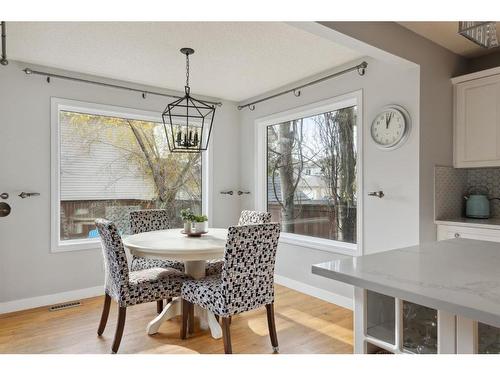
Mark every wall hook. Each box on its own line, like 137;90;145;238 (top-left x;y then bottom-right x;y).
142;92;147;99
249;104;256;111
293;89;301;97
46;76;51;83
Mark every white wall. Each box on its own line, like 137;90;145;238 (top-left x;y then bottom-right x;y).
0;61;240;304
238;57;420;301
318;22;467;243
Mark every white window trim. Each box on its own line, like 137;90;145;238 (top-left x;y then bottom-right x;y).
254;90;363;256
50;97;210;253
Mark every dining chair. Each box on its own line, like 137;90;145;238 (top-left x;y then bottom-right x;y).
95;218;191;353
205;210;274;277
105;205;140;235
129;209;222;312
180;223;281;354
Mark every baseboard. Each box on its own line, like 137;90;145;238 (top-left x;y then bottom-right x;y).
0;285;104;314
274;274;353;310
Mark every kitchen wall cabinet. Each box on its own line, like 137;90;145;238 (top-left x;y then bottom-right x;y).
453;67;500;168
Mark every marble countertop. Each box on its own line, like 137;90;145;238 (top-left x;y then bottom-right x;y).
436;217;500;229
312;238;500;327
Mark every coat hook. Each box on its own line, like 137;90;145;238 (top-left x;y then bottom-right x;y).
249;104;256;111
293;89;301;97
46;76;51;83
142;92;146;99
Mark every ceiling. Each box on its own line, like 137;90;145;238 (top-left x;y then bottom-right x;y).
399;22;500;58
6;22;363;102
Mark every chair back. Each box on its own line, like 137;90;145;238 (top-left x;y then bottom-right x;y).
105;205;140;235
130;209;170;234
238;210;272;226
95;219;129;300
220;223;281;314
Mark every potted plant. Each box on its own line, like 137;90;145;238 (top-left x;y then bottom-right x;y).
180;208;195;233
193;214;208;233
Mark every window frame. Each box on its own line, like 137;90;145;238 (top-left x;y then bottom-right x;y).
254;91;363;256
50;97;210;253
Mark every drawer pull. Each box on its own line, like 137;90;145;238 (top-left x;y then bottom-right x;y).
454;233;460;238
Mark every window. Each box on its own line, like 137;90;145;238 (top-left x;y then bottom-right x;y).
51;99;205;252
256;92;362;253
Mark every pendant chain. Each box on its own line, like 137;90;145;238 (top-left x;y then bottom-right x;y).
185;54;190;88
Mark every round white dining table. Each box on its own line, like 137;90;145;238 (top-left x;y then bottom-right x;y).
123;227;228;339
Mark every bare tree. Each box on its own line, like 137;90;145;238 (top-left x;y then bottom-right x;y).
268;119;304;233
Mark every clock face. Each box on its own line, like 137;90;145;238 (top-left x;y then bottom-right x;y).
371;106;409;149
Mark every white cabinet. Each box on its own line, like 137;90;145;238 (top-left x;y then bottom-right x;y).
453;68;500;168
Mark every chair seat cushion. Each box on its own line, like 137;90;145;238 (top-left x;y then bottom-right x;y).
181;276;227;316
131;255;185;272
123;267;191;307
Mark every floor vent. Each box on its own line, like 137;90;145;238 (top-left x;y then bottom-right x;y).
49;301;81;311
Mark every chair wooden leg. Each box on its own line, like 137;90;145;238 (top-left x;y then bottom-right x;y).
181;299;190;339
188;302;195;334
97;293;111;336
266;303;279;353
156;300;163;314
111;306;127;354
221;317;232;354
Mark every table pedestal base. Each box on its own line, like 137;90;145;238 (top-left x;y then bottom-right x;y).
146;260;223;339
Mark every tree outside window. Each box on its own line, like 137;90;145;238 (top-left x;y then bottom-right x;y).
59;111;201;241
266;106;357;244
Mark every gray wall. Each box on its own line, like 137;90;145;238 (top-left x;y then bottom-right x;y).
466;50;500;73
320;22;468;243
238;56;420;301
0;61;241;303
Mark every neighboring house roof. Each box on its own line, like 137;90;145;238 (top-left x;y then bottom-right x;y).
60;116;155;201
267;176;310;204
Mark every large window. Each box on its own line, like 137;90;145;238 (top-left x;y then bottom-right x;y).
51;99;203;251
257;93;361;253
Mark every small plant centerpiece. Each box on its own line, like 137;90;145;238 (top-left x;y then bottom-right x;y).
192;214;208;233
180;208;195;233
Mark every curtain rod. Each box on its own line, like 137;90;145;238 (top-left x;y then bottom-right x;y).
22;67;223;107
237;61;368;111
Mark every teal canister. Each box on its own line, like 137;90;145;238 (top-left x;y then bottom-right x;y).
465;194;490;219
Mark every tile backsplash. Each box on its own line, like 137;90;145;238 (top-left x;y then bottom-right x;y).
435;166;500;219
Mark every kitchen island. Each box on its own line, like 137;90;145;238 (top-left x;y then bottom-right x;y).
312;238;500;354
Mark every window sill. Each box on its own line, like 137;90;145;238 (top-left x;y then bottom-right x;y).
278;233;358;256
51;238;101;253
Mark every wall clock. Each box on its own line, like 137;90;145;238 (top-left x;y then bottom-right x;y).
370;105;411;150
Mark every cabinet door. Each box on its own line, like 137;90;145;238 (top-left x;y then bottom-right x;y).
455;74;500;168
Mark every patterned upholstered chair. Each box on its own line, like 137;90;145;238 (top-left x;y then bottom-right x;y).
180;223;281;354
205;210;274;277
95;219;190;353
129;209;185;313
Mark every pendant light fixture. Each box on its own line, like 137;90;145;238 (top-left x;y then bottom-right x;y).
162;48;216;153
458;22;499;49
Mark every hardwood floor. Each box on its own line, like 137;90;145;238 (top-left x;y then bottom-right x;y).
0;285;353;354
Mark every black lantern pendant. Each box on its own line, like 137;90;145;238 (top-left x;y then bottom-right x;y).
163;48;216;153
